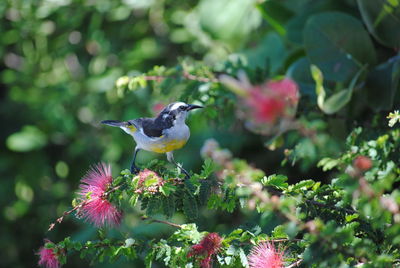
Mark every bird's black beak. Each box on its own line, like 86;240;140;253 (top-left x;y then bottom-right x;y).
186;104;204;111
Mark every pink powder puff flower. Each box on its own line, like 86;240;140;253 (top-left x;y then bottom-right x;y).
220;72;299;135
37;242;61;268
188;232;222;268
77;163;122;227
248;241;284;268
135;169;165;194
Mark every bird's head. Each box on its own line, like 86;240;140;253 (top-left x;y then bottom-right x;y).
158;102;203;124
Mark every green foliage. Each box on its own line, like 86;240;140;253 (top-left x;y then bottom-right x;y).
2;0;400;267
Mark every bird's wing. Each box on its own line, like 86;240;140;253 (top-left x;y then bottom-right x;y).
131;117;174;138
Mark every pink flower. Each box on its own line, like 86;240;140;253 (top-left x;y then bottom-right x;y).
77;163;122;227
266;78;299;106
246;78;299;124
188;233;222;268
137;169;163;187
248;241;284;268
38;242;60;268
247;88;286;123
220;72;299;135
135;169;165;194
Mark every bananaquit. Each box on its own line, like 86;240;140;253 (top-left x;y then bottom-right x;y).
101;102;203;177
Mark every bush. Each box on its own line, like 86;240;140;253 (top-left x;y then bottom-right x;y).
1;0;399;267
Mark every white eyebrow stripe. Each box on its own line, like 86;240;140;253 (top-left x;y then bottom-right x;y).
170;102;186;111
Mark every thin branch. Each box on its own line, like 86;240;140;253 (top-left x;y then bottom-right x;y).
270;238;302;243
182;70;219;83
287;259;303;268
138;71;219;84
48;202;86;231
142;216;182;228
48;183;124;231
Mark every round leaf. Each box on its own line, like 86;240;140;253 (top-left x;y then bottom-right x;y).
357;0;400;48
304;12;376;82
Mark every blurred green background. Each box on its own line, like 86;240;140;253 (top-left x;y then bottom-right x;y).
1;0;399;267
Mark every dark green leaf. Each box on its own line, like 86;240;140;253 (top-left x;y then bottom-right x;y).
357;0;400;48
183;191;198;220
304;12;376;82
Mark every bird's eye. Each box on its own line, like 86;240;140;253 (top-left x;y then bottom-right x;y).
179;106;185;111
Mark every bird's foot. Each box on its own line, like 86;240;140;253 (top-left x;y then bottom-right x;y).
130;165;140;174
180;168;191;180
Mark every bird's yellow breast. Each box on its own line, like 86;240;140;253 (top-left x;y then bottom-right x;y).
150;139;187;153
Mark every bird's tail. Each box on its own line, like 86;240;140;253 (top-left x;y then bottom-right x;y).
101;120;127;127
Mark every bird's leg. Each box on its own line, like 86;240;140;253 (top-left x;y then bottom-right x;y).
130;147;141;174
166;152;190;179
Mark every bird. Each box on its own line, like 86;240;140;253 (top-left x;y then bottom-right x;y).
101;101;203;177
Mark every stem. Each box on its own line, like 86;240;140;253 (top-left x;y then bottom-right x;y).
270;238;302;243
48;202;86;231
287;259;303;268
48;183;124;231
139;71;219;84
142;216;182;228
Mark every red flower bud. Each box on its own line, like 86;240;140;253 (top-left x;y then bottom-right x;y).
353;156;372;171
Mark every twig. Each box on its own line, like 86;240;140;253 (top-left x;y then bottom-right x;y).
138;72;219;84
287;259;303;268
183;70;219;83
270;238;302;243
142;216;182;229
48;183;124;231
48;202;87;231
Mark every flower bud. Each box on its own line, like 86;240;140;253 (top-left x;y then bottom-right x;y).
353;156;372;171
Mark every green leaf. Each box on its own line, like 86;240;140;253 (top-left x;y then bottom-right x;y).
290;180;315;191
129;194;139;207
310;64;325;110
160;183;176;196
243;32;286;74
345;214;359;222
199;180;212;205
317;157;341;171
201;158;217;177
146;198;160;215
6;125;47;152
144;177;159;187
162;196;176;218
357;0;400;48
183;191;198;220
256;1;294;36
304;12;376;82
311;64;365;114
272;225;288;239
322;89;353;115
262;174;289;190
239;248;249;268
198;0;261;41
365;56;400;111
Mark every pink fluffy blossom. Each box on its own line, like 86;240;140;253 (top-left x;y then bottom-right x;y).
246;78;299;124
248;241;284;268
77;163;122;227
220;72;299;135
188;232;222;268
134;169;165;194
38;243;60;268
